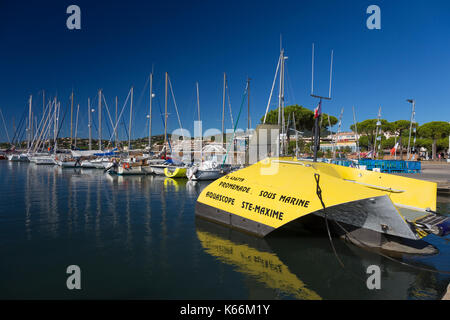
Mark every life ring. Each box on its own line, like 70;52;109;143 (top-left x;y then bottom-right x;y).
122;162;130;169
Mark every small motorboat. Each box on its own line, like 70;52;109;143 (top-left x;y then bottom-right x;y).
117;162;145;175
35;155;57;165
187;160;231;181
57;158;82;168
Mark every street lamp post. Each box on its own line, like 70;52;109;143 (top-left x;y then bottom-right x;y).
406;99;415;160
448;121;450;163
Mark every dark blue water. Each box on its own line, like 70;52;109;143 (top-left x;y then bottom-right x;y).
0;161;449;300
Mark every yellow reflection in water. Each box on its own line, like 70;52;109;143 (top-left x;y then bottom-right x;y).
196;229;322;300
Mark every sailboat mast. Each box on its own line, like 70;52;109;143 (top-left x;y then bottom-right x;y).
98;89;102;150
293;112;299;158
128;87;133;151
222;73;226;149
247;77;250;132
352;106;360;161
27;95;32;150
115;96;118;148
74;103;79;148
88;98;92;150
278;49;286;155
70;91;74;147
164;72;168;157
53;97;57;151
149;73;153;153
196;82;200;122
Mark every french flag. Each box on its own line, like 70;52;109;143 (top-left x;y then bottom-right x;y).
314;100;322;119
390;142;399;156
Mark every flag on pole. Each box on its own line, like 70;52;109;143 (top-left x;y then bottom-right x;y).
314;100;322;119
390;142;399;156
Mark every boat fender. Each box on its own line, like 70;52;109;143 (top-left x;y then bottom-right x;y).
436;218;450;237
187;166;198;179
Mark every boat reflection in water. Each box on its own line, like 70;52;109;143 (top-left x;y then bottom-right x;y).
196;218;322;300
2;161;448;299
196;217;448;300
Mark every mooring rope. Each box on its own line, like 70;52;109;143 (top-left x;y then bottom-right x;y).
313;172;450;276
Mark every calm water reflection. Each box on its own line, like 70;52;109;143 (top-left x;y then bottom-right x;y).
0;161;449;299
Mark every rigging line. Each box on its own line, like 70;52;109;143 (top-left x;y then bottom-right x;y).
99;95;113;141
222;82;248;166
14;112;27;146
154;91;172;153
131;76;151;142
284;62;296;106
121;115;129;141
168;75;183;132
190;85;196;125
34;100;54;152
263;52;282;124
11;107;27;144
30;99;52;150
226;79;234;129
101;94;117;133
55;103;70;142
315;172;450;276
0;108;10;143
106;87;132;144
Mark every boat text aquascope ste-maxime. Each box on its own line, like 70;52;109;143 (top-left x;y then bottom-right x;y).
196;44;450;255
195;157;450;253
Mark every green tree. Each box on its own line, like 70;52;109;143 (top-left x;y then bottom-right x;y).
418;121;450;159
381;137;395;150
262;105;338;134
358;135;370;151
390;120;416;160
350;119;389;152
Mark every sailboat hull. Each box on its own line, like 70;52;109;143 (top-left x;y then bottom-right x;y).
118;165;144;175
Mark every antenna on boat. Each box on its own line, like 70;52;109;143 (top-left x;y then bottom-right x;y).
310;43;334;162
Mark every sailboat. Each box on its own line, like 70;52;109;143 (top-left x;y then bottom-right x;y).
148;72;187;176
195;44;450;253
187;75;233;181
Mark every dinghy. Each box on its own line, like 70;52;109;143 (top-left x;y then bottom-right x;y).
164;166;187;178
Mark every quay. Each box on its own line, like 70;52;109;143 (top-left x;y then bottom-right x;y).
393;162;450;195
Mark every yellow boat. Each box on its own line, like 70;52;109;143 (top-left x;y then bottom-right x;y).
164;166;187;178
196;157;449;249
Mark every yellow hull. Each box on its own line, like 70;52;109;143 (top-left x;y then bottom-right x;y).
164;166;187;178
196;157;437;239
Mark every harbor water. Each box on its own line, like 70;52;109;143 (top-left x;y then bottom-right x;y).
0;161;449;300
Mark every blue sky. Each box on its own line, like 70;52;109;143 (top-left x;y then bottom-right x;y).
1;0;450;142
